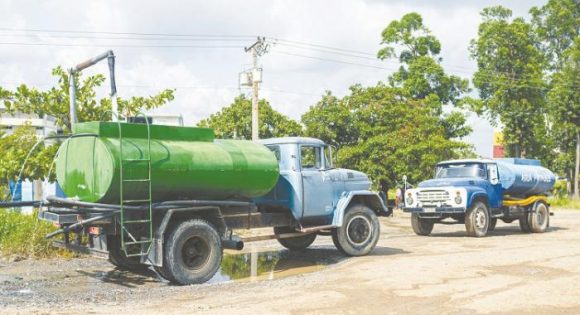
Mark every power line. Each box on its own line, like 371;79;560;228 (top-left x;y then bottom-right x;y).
0;42;244;49
0;33;251;42
0;27;255;39
2;28;577;85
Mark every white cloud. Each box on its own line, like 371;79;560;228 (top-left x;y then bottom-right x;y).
0;0;546;155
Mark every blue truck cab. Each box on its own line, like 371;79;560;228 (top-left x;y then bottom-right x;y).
257;137;390;255
403;158;555;237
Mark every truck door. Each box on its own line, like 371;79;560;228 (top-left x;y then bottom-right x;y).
486;163;503;209
300;145;334;225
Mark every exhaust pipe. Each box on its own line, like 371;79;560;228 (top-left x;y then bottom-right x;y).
222;239;244;250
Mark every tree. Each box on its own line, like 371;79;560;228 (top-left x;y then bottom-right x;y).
377;12;471;139
470;6;550;159
2;66;174;133
198;95;302;139
531;0;580;199
530;0;580;71
547;39;580;199
0;125;57;200
302;84;473;192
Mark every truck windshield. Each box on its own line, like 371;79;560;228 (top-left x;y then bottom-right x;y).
435;163;486;179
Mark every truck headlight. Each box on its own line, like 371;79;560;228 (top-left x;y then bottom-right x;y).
406;192;413;205
454;192;462;204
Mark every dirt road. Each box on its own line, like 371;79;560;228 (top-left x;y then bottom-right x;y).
2;210;580;314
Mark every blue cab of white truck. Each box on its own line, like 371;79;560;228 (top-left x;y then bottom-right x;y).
403;158;556;237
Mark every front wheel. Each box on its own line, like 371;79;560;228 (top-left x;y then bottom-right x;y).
465;201;489;237
274;227;317;250
529;202;549;233
332;205;380;256
411;214;434;236
161;219;222;285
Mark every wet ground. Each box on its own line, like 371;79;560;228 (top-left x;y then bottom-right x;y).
2;210;580;314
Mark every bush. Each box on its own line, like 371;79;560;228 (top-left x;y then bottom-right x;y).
552;180;569;199
0;208;63;258
548;197;580;210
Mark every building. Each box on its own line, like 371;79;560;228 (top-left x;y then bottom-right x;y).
0;104;60;137
493;131;505;158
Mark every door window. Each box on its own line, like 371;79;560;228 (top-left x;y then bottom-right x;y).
300;146;322;170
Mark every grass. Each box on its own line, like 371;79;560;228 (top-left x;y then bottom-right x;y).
548;197;580;210
0;208;67;259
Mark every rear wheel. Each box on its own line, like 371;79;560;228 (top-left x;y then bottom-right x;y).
411;214;434;236
274;227;317;250
465;201;489;237
519;213;532;233
529;202;549;233
107;235;149;271
332;205;380;256
161;219;222;285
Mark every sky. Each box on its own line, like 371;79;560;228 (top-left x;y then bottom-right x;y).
0;0;547;157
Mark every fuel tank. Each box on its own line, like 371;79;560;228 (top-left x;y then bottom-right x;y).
496;158;555;197
55;122;279;203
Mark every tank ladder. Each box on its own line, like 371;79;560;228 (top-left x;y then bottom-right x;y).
117;118;154;258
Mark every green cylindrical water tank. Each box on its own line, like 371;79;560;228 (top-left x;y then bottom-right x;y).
55;122;279;203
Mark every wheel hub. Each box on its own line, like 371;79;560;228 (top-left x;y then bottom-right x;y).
346;215;372;245
536;205;547;226
181;236;210;270
475;208;487;229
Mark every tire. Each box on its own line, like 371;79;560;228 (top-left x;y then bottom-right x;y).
107;235;149;271
332;204;380;256
465;201;489;237
161;219;222;285
519;213;532;233
488;218;498;232
529;201;549;233
411;213;434;236
274;227;317;250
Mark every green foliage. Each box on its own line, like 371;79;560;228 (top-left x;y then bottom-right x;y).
530;0;580;71
531;0;580;197
0;209;62;258
198;95;302;139
2;66;175;133
377;12;470;141
0;125;58;199
552;180;569;199
547;38;580;178
302;84;473;191
549;197;580;210
470;6;550;160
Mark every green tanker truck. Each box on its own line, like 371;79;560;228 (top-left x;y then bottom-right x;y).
32;121;389;284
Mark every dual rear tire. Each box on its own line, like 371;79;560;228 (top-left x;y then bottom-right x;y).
157;219;222;285
520;201;549;233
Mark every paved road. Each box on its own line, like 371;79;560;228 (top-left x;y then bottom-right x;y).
2;210;579;314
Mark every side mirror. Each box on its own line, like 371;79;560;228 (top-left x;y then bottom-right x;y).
489;164;499;185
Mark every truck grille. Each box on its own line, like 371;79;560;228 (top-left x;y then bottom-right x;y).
417;190;449;202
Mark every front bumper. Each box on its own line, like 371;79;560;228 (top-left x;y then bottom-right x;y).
403;206;466;215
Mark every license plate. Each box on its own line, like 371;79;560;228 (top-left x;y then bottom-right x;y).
424;207;436;213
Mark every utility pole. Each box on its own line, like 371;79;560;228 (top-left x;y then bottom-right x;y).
244;37;269;141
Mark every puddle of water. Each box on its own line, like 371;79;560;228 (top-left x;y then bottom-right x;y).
208;247;344;284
